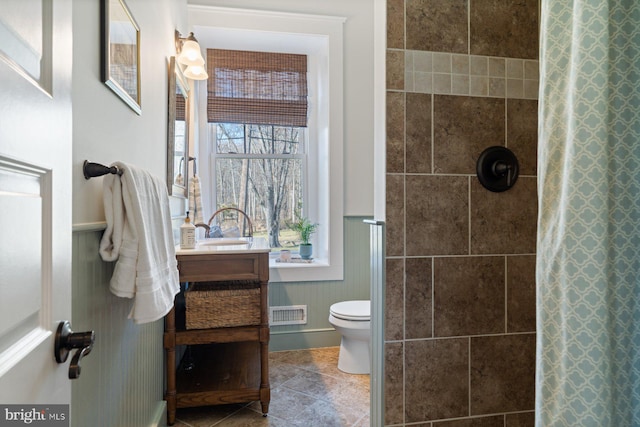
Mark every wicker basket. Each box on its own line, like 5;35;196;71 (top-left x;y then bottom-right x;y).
185;281;261;329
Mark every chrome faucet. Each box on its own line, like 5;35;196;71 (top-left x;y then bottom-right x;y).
194;223;211;238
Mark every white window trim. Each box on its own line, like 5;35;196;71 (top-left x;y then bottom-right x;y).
189;5;345;282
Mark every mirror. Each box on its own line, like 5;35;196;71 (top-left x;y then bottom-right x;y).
167;56;189;197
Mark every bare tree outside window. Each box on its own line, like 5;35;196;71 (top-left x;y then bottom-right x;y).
214;123;305;249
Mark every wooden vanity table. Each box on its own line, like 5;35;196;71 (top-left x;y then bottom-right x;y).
164;238;270;425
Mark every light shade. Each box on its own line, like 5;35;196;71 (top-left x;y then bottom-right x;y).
177;40;205;66
175;31;207;79
183;64;208;80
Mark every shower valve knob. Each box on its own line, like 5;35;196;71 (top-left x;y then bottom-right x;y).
476;146;520;192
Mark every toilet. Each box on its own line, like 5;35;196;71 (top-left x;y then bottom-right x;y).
328;300;371;374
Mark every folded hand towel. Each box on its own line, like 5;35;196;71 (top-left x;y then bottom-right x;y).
99;162;180;324
188;174;204;225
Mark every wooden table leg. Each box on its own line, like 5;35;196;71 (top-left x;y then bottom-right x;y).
260;326;271;416
259;278;271;415
164;306;177;425
259;334;270;415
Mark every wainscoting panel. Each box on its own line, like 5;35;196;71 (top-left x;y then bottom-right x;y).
71;217;370;423
71;229;165;427
269;216;372;351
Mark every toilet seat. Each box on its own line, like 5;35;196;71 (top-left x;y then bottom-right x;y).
330;300;370;321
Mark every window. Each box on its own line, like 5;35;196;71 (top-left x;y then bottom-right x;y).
207;49;309;250
190;6;345;282
211;123;306;250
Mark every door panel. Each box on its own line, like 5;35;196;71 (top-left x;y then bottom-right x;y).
0;0;50;90
0;160;47;370
0;0;72;406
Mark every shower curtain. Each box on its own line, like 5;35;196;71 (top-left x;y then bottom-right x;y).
537;1;640;426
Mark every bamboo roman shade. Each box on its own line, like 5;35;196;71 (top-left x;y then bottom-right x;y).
175;93;186;121
207;49;308;127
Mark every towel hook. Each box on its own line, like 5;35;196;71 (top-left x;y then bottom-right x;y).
188;156;197;175
83;160;123;179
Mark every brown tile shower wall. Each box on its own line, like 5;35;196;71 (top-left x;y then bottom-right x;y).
384;0;539;425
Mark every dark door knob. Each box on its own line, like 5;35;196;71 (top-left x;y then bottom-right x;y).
54;321;95;379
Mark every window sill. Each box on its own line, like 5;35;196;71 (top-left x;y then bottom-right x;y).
268;257;342;283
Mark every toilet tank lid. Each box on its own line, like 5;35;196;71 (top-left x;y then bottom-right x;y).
330;300;370;320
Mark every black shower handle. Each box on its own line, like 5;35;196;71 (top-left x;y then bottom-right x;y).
476;146;520;192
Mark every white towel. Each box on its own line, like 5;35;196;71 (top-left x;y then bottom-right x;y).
99;162;180;324
188;174;204;225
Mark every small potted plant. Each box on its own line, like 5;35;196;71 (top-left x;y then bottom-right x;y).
292;217;318;259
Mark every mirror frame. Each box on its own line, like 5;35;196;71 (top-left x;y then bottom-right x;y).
167;56;189;197
100;0;141;115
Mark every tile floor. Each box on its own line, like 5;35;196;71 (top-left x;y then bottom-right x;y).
173;346;370;427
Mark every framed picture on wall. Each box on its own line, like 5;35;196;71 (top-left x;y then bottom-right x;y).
100;0;141;115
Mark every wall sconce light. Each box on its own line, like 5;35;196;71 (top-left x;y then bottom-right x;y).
175;30;208;80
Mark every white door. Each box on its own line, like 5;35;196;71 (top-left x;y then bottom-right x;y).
0;0;73;412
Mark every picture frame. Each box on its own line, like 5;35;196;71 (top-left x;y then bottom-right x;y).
100;0;141;115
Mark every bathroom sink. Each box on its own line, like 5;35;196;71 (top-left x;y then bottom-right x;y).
176;237;268;255
198;239;250;247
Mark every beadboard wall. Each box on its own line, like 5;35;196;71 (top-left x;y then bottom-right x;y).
71;230;165;427
70;216;370;423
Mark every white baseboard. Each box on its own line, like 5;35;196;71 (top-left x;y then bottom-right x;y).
269;328;340;351
149;401;167;427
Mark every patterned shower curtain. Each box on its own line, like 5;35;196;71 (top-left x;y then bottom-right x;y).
537;1;640;426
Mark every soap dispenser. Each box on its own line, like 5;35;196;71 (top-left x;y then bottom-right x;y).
180;211;196;249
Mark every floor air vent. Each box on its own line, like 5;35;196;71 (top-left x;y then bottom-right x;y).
269;305;307;326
